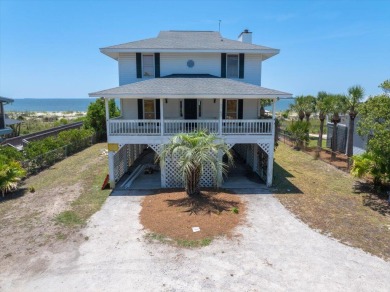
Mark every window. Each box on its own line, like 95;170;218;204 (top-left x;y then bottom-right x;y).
226;100;238;119
143;55;154;77
227;54;239;78
143;99;155;119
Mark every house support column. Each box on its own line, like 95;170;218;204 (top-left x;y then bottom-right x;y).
219;98;223;136
108;151;115;188
266;138;275;187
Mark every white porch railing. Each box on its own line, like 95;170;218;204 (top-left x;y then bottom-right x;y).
222;119;272;135
108;119;272;136
164;120;219;135
109;119;160;136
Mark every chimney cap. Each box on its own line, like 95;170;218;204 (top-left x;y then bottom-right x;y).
238;29;252;38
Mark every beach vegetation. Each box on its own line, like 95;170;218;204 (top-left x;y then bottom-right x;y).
84;97;120;141
352;90;390;187
286;120;310;150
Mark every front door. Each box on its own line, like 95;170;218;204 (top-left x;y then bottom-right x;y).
184;99;197;119
184;99;197;132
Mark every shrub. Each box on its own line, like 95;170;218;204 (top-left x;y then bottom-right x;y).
0;161;26;197
287;121;310;150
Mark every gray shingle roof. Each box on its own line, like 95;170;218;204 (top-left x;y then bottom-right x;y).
101;31;279;60
89;77;292;99
0;96;14;103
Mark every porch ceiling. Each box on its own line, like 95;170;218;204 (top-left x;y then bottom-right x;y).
89;76;292;99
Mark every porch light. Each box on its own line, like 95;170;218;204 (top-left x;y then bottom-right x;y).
165;99;168;103
214;99;216;103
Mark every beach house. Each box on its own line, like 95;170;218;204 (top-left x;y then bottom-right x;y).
89;30;292;188
0;97;14;141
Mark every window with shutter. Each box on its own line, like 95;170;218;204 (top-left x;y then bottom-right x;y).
143;55;154;77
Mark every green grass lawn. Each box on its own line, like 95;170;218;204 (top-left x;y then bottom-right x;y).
273;143;390;260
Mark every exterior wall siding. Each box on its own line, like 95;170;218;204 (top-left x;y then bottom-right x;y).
243;99;259;119
117;52;263;84
121;99;138;119
118;53;137;85
160;53;221;77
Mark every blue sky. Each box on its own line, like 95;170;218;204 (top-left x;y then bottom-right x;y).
0;0;389;99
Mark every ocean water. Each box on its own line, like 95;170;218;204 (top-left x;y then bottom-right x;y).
4;98;294;113
4;98;94;112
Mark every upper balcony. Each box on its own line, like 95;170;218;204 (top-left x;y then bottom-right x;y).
108;118;273;136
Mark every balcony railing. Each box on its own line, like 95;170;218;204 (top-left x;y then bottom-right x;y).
108;119;273;136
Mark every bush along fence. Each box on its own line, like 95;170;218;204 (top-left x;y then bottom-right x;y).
279;129;349;172
21;134;96;176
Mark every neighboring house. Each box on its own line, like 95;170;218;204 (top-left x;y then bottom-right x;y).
326;115;367;155
0;96;14;141
89;30;292;188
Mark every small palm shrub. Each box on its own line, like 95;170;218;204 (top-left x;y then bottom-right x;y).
287;121;310;150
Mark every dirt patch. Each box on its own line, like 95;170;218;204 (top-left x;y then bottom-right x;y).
0;143;110;277
274;143;390;261
140;190;245;243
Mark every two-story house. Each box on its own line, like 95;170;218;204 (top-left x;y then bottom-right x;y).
0;96;14;141
89;30;292;189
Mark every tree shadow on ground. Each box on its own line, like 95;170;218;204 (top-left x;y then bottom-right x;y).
165;192;239;215
354;181;390;216
271;162;303;194
0;187;28;203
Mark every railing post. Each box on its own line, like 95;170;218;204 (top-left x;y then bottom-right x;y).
160;98;164;136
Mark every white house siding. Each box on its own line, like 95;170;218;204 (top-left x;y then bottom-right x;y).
121;99;138;119
201;99;219;119
160;53;221;77
243;99;259;119
242;54;262;85
164;99;181;119
118;53;137;85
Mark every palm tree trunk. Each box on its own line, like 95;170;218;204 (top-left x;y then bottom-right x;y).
347;113;355;159
317;116;325;156
185;166;201;197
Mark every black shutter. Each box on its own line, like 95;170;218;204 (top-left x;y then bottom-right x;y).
136;53;142;78
155;99;160;119
239;53;245;79
238;99;243;119
154;53;160;78
222;99;226;118
221;53;226;78
137;99;143;119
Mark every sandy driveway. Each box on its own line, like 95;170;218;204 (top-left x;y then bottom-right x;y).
2;193;390;291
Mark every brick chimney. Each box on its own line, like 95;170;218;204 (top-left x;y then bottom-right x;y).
238;29;252;44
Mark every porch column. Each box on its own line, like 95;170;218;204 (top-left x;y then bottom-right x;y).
108;151;115;188
105;98;110;137
160;98;164;136
219;98;223;136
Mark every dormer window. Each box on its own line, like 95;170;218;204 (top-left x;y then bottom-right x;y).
227;54;239;78
143;54;154;77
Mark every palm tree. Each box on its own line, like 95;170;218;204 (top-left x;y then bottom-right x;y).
315;91;333;152
289;96;305;121
346;85;365;160
158;130;233;197
0;161;26;197
329;94;348;160
302;95;316;122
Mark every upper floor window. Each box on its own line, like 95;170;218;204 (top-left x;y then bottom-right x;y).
143;54;154;77
227;54;239;78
